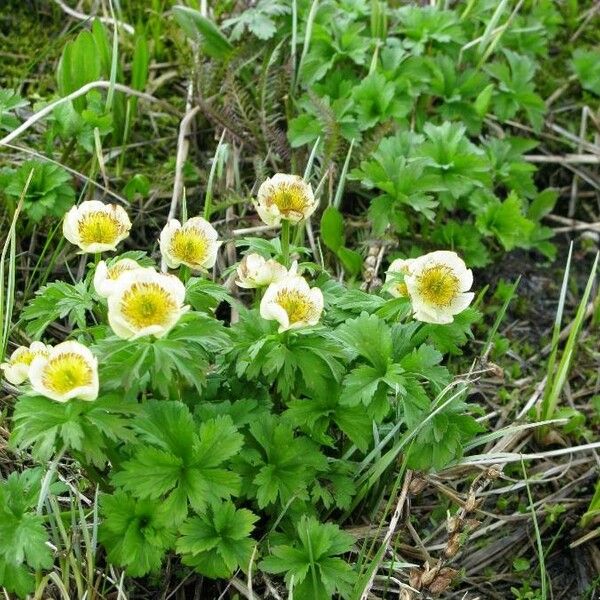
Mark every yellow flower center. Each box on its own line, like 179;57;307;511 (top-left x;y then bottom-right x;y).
107;262;136;280
394;282;409;298
416;265;460;307
120;282;177;329
170;228;209;265
78;212;124;245
12;350;35;366
43;353;93;394
275;289;316;325
267;184;310;217
12;348;48;366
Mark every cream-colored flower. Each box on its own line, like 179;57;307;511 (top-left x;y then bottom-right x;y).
0;341;51;385
254;174;317;226
29;341;98;402
404;251;474;324
236;253;287;289
63;200;131;253
385;258;414;298
93;258;143;298
107;269;189;339
159;217;220;271
260;274;324;332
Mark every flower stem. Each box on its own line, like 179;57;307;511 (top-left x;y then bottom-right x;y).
180;265;191;283
281;219;291;268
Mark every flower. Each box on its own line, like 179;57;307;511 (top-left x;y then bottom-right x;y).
404;251;474;324
29;341;98;402
236;253;287;289
254;174;317;226
93;258;143;298
159;217;220;271
107;269;189;339
0;341;51;385
260;273;324;332
63;200;131;253
385;258;414;298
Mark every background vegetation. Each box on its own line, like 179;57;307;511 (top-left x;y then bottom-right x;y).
0;0;599;598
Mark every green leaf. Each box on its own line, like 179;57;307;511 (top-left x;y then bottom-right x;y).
236;416;327;509
11;395;137;468
420;307;481;355
571;48;600;96
22;280;94;338
320;206;345;253
335;313;391;371
261;516;356;599
173;6;233;60
0;470;52;575
177;501;258;578
113;402;242;523
99;491;176;577
337;247;363;277
3;160;76;223
476;192;535;251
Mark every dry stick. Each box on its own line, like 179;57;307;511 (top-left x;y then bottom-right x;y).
545;213;600;233
52;0;135;34
569;106;589;217
0;81;176;147
359;470;413;600
524;153;600;164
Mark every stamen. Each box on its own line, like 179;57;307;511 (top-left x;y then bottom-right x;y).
275;289;317;324
267;184;309;216
43;353;93;394
120;282;177;328
170;229;209;264
78;213;123;245
416;265;460;307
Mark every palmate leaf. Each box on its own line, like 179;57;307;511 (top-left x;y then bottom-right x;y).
419;307;481;356
96;312;228;397
420;122;491;198
112;401;243;525
3;160;76;222
407;399;484;471
335;312;391;371
10;394;138;468
177;501;258;578
261;516;356;600
229;309;345;399
22;280;95;338
284;387;373;452
0;470;53;597
0;470;52;570
235;415;327;509
99;491;176;577
476;192;536;251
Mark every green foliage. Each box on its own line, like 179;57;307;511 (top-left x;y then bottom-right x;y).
0;88;27;132
571;48;600;96
96;313;228;396
0;160;75;222
320;206;362;276
173;6;233;60
223;0;290;41
112;402;243;524
261;516;357;599
0;470;52;597
22;280;95;338
177;501;258;577
99;491;176;577
236;415;328;509
11;395;137;467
